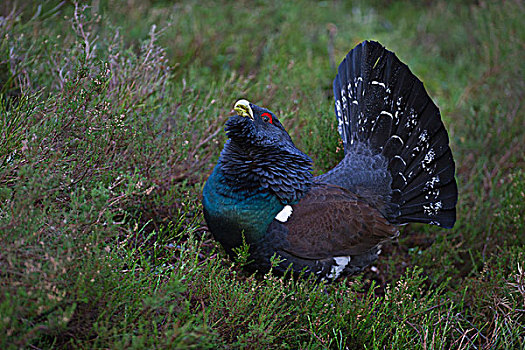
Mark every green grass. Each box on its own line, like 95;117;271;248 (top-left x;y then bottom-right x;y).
1;0;524;348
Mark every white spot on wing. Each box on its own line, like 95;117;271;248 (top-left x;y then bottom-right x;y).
275;205;293;222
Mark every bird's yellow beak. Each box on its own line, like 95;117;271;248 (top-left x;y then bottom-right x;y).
234;99;254;120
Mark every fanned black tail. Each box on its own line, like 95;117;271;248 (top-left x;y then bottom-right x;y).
332;41;457;228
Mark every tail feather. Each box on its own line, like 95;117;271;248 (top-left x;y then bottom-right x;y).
332;41;458;228
402;149;456;201
399;208;456;228
400;180;458;213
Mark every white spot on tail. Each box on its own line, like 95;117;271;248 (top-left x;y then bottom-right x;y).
424;201;443;216
397;173;407;186
275;205;293;223
371;80;386;88
394;155;407;167
425;189;440;200
425;176;440;189
419;130;429;143
391;135;404;146
422;149;436;172
328;256;351;279
406;108;418;128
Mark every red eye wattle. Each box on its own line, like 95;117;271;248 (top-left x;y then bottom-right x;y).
261;112;273;124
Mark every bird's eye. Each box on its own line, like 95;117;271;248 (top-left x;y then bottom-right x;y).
261;112;273;124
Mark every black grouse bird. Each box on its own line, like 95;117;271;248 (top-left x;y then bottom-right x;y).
202;41;458;280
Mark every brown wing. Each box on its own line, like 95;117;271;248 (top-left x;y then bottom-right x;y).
282;183;398;260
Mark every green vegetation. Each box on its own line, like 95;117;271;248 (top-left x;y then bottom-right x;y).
1;1;523;348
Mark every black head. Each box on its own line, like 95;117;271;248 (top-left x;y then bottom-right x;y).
225;99;294;150
220;99;313;204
